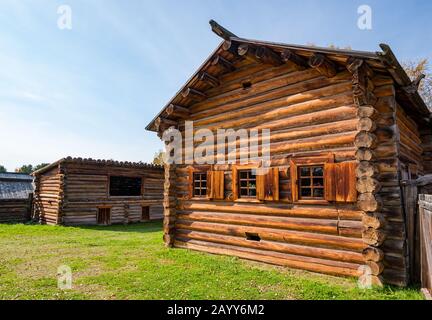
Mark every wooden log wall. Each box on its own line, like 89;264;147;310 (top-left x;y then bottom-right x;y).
34;162;164;226
348;58;388;286
421;128;432;174
164;56;377;278
0;197;32;223
396;104;424;173
33;167;62;225
349;58;413;286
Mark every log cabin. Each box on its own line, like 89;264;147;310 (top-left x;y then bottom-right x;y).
146;21;431;286
32;157;164;226
0;173;33;223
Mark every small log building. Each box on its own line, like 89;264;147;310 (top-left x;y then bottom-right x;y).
32;157;164;226
146;21;431;286
0;173;33;223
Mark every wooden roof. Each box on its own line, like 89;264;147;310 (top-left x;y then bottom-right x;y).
146;20;430;132
32;157;163;176
0;173;33;200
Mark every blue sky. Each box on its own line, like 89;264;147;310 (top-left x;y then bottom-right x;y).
0;0;431;171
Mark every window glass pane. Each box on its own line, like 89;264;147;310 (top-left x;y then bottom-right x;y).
313;167;324;176
250;189;256;197
313;188;324;198
301;178;311;187
109;176;142;197
193;172;207;197
301;188;312;197
240;188;248;196
240;180;248;187
240;171;248;179
300;167;310;176
313;178;324;187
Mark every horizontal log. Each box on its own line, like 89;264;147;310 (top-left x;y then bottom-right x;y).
165;104;190;119
358;193;382;212
309;54;337;78
358;274;384;287
357;106;378;120
177;211;339;235
175;239;361;277
211;55;235;72
354;132;377;149
355;148;375;161
175;220;366;251
362;212;386;229
356;162;379;178
357;117;376;132
362;228;386;246
362;246;384;262
356;177;381;194
238;44;282;66
176;229;364;263
281;49;309;68
178;202;362;220
193;81;353;128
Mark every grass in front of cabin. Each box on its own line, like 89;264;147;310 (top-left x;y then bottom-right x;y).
0;222;423;300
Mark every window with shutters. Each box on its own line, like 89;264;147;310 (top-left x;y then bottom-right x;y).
232;164;278;202
298;166;325;200
290;154;335;204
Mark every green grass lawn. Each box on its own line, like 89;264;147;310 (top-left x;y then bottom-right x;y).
0;221;423;300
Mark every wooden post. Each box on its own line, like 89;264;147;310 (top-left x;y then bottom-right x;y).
163;164;177;247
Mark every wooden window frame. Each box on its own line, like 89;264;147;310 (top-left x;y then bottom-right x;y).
232;164;261;203
188;166;211;200
238;169;257;199
193;172;208;198
107;175;144;199
298;165;325;201
290;154;334;204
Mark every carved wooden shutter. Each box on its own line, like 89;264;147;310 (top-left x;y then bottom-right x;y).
207;171;225;200
279;166;292;202
324;162;357;203
290;161;299;202
257;168;279;201
188;167;194;199
232;166;239;201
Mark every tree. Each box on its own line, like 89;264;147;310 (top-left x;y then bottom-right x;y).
402;58;432;110
0;165;7;173
152;150;165;166
33;163;50;171
15;165;33;174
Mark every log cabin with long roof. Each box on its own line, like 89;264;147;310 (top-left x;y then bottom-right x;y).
32;157;164;226
146;21;432;286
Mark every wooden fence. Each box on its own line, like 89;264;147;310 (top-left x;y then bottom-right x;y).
0;194;33;223
418;194;432;300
